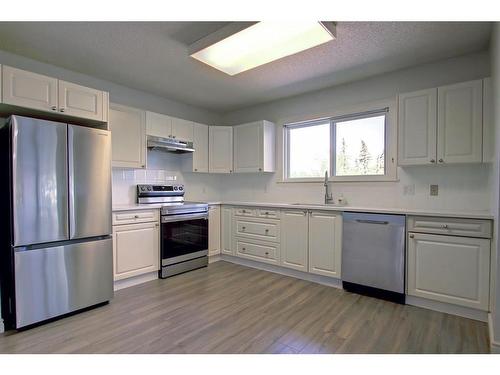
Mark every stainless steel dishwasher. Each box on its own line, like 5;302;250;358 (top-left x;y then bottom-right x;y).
342;212;406;303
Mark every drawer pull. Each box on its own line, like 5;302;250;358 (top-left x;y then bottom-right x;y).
265;229;269;233
242;210;247;213
134;215;140;219
242;226;246;231
265;212;269;215
265;252;269;256
409;233;415;238
441;224;448;229
242;247;246;252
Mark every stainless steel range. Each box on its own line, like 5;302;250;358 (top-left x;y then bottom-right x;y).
137;184;208;278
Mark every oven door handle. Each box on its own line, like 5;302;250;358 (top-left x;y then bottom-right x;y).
161;213;208;223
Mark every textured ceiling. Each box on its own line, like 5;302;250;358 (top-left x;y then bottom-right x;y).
0;22;492;113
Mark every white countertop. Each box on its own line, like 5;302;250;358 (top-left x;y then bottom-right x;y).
113;201;493;220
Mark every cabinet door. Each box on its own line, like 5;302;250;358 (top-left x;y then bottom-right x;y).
437;80;483;164
146;111;172;138
109;103;146;168
482;77;493;163
308;211;342;278
209;126;233;173
2;65;58;113
209;205;221;256
193;122;209;172
407;232;490;310
280;210;308;271
58;80;104;121
234;121;262;172
221;206;233;255
398;88;437;166
171;117;194;142
113;222;159;280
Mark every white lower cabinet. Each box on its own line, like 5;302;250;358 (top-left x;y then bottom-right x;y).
407;232;490;310
208;205;221;256
308;211;342;278
280;210;308;272
235;237;279;264
221;206;233;255
112;211;159;281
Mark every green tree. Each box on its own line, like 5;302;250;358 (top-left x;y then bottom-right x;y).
337;137;349;174
358;140;371;174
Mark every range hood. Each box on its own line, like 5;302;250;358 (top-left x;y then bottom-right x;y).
147;135;195;153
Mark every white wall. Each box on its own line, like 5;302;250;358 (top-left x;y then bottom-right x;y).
489;23;500;350
0;49;222;124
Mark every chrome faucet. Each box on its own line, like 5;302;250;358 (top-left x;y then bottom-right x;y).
324;171;333;204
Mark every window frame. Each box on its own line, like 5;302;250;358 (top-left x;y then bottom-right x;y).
283;104;397;183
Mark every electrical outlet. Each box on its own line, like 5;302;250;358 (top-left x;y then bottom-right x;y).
430;184;439;196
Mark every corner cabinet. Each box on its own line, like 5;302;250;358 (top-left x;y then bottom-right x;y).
209;126;233;173
182;122;209;173
109;103;146;168
1;65;109;122
398;79;485;166
233;120;276;173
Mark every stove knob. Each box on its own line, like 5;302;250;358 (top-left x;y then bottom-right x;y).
174;186;178;191
179;186;184;191
147;186;152;191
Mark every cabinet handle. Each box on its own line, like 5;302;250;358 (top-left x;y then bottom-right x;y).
438;159;444;163
265;229;269;233
194;168;198;172
441;224;448;229
155;223;159;227
230;170;233;173
258;168;262;171
242;247;246;252
242;226;246;231
59;108;65;113
430;159;436;163
173;135;176;139
168;134;172;138
265;252;269;256
134;215;140;219
51;105;57;111
265;212;269;215
409;233;415;238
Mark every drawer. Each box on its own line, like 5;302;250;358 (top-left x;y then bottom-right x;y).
234;237;279;264
112;209;159;225
234;218;280;242
234;207;257;217
257;209;280;219
407;216;492;238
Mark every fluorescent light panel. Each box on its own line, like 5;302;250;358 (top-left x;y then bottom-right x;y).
191;22;335;76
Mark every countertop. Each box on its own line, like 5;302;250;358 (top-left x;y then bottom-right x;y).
112;201;493;220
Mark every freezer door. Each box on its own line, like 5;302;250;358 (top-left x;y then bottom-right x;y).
14;237;113;328
11;116;69;246
68;125;112;239
342;213;405;293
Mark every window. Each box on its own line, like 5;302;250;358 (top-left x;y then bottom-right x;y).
285;108;392;181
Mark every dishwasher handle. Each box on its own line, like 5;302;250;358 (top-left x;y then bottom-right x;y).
355;219;389;225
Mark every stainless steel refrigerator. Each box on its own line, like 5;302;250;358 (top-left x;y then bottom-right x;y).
0;115;113;329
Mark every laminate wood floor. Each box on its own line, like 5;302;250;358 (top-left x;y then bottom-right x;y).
0;261;490;354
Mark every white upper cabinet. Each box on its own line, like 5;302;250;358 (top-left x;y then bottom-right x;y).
2;65;58;113
171;117;194;142
437;79;483;164
1;65;108;121
280;209;308;272
308;211;342;278
398;88;437;166
209;126;233;173
58;80;105;121
146;111;172;138
398;79;484;166
184;122;209;173
109;103;146;169
482;77;493;163
233;120;276;173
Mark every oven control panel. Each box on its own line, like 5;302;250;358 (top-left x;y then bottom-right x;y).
137;184;184;197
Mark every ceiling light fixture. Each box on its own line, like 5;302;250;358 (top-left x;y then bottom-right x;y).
189;22;336;76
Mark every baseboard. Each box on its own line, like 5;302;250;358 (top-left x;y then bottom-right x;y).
208;254;221;263
220;254;342;289
488;313;500;353
114;271;158;291
406;295;488;322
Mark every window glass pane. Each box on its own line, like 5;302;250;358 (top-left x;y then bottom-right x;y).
288;123;329;178
335;115;385;176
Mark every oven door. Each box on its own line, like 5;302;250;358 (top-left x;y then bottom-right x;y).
161;212;209;266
